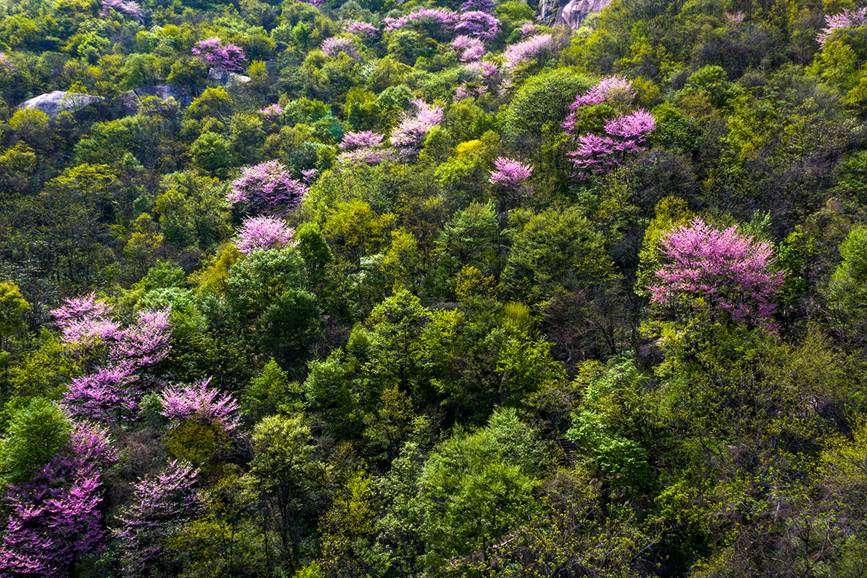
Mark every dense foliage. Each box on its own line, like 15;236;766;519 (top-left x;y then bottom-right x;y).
0;0;865;575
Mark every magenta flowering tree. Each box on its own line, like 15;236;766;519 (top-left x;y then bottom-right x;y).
340;131;385;150
489;157;533;187
562;76;634;133
159;378;241;433
649;218;784;329
346;21;379;37
191;37;246;72
51;293;120;345
114;461;199;577
452;35;485;62
228;160;309;216
390;100;444;158
235;216;295;255
568;109;655;175
817;7;867;46
503;33;557;71
455;11;501;41
53;296;172;422
383;8;459;38
320;36;359;58
461;0;495;13
100;0;143;19
0;423;116;577
258;103;283;118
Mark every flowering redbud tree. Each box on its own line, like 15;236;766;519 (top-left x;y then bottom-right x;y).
191;37;246;72
100;0;143;19
0;423;116;577
390;100;443;158
259;103;283;118
455;11;501;41
340;131;385;150
568;109;656;175
53;297;172;422
649;218;784;329
228;160;309;216
562;76;634;133
452;35;486;62
503;33;557;71
235;216;295;255
383;8;459;37
337;131;392;164
320;36;359;58
817;7;867;46
346;21;379;37
114;461;199;577
159;378;241;433
489;157;533;187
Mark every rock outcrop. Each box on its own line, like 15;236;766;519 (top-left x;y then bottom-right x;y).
538;0;611;29
17;91;103;118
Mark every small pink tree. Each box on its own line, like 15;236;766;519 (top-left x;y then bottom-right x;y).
235;216;295;255
568;109;655;175
390;100;443;157
649;218;784;329
817;7;867;46
562;76;634;133
192;37;246;72
489;157;533;187
158;378;241;433
114;461;199;576
228;160;308;215
0;423;116;576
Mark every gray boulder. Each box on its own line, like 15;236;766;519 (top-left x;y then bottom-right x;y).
538;0;611;28
17;91;103;118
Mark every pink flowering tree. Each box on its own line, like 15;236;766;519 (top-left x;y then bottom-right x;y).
0;423;116;576
346;21;379;37
562;76;634;133
229;160;309;216
192;37;246;72
455;11;501;41
100;0;143;19
452;35;485;62
159;378;241;433
568;109;656;175
503;33;557;71
259;103;283;118
489;157;533;187
383;8;459;38
649;218;784;329
340;131;385;150
320;36;359;58
337;131;392;164
817;7;867;46
114;461;199;577
235;216;295;255
390;100;444;158
53;297;172;422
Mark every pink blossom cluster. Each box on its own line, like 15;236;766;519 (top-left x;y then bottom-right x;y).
383;8;459;33
817;7;867;45
347;21;379;37
454;11;501;40
192;37;246;73
51;293;119;344
100;0;143;19
235;216;295;255
568;109;655;174
390;100;444;157
452;35;486;62
503;33;557;70
159;378;241;432
228;160;309;215
0;423;116;577
649;218;784;329
321;36;359;58
301;168;318;183
519;23;537;37
339;131;385;150
461;0;495;13
562;76;634;133
489;157;534;187
259;103;284;117
114;461;199;576
336;128;393;165
52;297;172;422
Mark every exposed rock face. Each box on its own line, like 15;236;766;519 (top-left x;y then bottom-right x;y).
17;91;103;118
538;0;611;28
207;67;251;87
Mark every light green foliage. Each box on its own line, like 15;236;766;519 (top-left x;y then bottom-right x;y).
828;225;867;343
0;398;71;484
0;282;30;341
